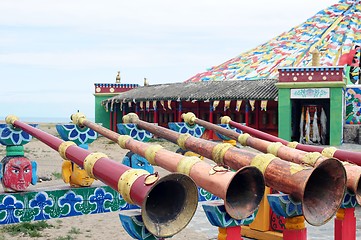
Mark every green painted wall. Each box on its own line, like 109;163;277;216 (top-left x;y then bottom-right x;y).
94;95;111;129
278;88;292;141
329;88;343;146
277;86;344;146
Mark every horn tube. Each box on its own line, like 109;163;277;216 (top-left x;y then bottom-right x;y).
216;115;361;205
123;112;346;226
5;115;198;238
71;112;265;220
221;115;361;166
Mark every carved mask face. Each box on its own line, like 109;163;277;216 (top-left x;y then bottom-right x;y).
70;164;94;187
3;157;32;191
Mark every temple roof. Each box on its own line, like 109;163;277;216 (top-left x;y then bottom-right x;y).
186;0;361;82
102;79;278;106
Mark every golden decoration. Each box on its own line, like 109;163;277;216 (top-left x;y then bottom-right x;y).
302;152;322;166
182;112;197;125
322;147;338;158
177;133;191;150
58;141;76;160
118;169;148;204
237;133;250;146
267;142;283;156
123;113;139;123
177;156;202;176
287;141;299;149
250;153;275;174
117;135;131;149
83;152;108;178
289;162;307;175
5;115;19;125
144;144;163;165
212;143;233;164
220;116;231;124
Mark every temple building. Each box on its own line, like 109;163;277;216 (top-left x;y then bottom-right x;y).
95;0;361;145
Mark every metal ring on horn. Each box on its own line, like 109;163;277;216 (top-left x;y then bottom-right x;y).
212;143;233;164
58;141;76;160
83;152;108;179
118;169;149;204
144;144;163;165
177;133;191;150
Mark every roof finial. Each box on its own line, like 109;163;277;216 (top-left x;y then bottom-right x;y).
116;71;121;83
144;77;149;86
311;48;320;66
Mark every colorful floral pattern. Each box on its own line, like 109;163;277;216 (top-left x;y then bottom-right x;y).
0;124;37;146
0;186;136;224
267;193;303;218
55;124;97;145
168;123;205;137
202;200;256;227
117;124;153;142
186;1;361;82
345;87;361;124
341;189;357;208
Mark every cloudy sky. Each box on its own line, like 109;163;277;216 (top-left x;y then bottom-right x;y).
0;0;337;121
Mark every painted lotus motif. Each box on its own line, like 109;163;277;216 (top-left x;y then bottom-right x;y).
117;124;153;142
168;122;205;137
56;124;97;145
0;124;38;146
267;193;303;218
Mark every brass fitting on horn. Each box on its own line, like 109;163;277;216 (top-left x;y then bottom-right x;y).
220;116;231;124
182;112;197;125
5;115;19;125
123;113;139;123
71;112;87;126
118;169;149;204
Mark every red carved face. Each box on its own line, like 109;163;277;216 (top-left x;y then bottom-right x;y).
2;157;32;191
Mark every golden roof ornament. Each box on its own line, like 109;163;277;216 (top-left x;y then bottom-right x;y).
116;71;121;83
144;77;149;86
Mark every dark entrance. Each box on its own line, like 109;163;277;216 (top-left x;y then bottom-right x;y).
291;99;330;145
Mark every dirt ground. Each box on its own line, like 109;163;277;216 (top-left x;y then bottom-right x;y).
0;123;217;240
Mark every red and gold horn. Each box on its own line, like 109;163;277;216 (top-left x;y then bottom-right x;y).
5;115;198;238
212;115;361;204
71;112;265;220
222;115;361;166
123;113;347;226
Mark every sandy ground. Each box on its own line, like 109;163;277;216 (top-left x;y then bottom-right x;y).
0;123;218;240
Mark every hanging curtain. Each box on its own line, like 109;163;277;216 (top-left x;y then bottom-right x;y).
224;100;231;111
160;100;166;110
320;108;327;145
168;100;172;110
312;108;321;143
299;106;304;143
153;101;157;110
213;100;220;110
305;107;311;144
236;100;242;111
261;100;268;111
140;101;144;110
249;100;255;111
146;101;150;111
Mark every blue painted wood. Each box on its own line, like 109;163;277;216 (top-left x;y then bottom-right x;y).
202;200;256;228
267;193;303;218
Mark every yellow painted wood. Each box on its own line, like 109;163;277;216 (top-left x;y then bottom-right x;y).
249;187;271;231
241;226;283;240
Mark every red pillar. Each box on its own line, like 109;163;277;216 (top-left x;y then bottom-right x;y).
255;101;259;129
177;102;182;122
109;111;113;131
208;102;214;140
245;102;250;126
334;208;356;240
113;109;117;132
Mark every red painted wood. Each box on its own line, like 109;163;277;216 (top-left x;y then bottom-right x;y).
283;228;307;240
11;120;149;207
334;208;356;240
229;120;361;166
226;226;242;240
